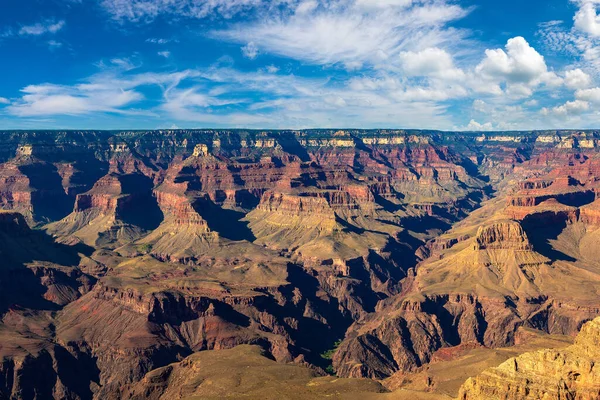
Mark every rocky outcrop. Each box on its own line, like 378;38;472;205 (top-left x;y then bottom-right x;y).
332;293;509;380
137;185;216;263
475;220;532;250
459;317;600;399
46;173;162;247
579;198;600;225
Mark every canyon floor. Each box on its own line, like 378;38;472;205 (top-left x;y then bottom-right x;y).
0;129;599;399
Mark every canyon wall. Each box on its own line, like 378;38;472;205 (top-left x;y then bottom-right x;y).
0;129;599;399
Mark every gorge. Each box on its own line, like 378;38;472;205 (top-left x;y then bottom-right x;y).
0;129;600;399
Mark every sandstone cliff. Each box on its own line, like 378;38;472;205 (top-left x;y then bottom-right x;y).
459;317;600;399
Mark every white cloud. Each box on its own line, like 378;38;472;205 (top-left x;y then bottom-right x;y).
476;37;549;84
574;1;600;36
537;21;579;56
506;83;533;98
474;36;562;98
12;1;600;131
5;68;202;118
537;4;600;73
0;97;10;105
399;47;465;79
296;0;318;14
103;57;139;71
19;20;65;36
564;68;592;88
159;66;458;128
9;59;585;130
355;0;413;9
462;119;494;131
242;42;259;59
212;0;470;69
8;84;143;117
162;86;250;121
576;86;600;102
542;99;590;116
158;51;171;58
472;99;487;112
524;99;539;107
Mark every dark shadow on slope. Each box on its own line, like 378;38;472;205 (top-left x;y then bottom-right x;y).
553;190;595;207
421;298;461;347
68;158;110;195
0;269;62;313
119;195;164;231
521;213;577;262
174;166;203;191
119;173;155;194
459;157;490;183
0;222;94;313
54;345;101;400
119;174;164;231
129;148;160;173
335;216;364;234
385;231;424;277
10;350;57;400
277;133;311;162
251;263;353;369
373;194;405;212
148;293;252;327
401;215;451;235
193;198;256;242
352;136;395;170
19;163;74;222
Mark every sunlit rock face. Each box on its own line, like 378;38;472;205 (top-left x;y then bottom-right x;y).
459;317;600;400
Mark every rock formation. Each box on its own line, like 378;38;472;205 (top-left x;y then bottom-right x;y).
459;317;600;399
0;130;598;399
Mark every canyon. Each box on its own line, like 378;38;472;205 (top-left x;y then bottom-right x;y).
0;129;599;399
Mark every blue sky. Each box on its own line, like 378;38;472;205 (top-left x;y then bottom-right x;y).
2;0;600;130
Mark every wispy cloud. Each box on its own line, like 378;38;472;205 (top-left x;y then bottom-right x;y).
47;40;63;49
0;19;65;39
19;20;65;36
146;37;178;44
100;0;279;22
8;83;144;117
241;42;259;59
212;0;470;70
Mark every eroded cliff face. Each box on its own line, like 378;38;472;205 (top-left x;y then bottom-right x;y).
459;317;600;400
0;130;599;399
